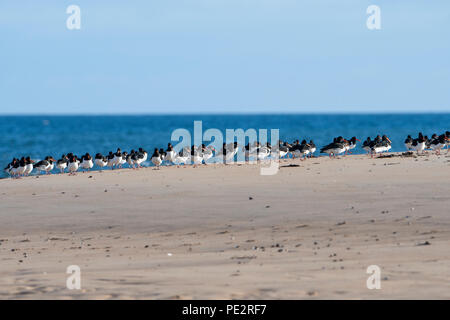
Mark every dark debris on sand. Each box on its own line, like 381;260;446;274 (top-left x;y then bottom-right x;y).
377;152;417;159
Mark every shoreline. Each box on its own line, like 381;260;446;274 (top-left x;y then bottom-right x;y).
0;150;434;181
1;153;449;299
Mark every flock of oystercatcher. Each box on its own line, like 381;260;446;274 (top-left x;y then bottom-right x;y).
404;132;450;155
4;131;449;178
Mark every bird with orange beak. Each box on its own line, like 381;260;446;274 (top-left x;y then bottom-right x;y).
345;137;360;155
371;135;392;156
34;156;56;174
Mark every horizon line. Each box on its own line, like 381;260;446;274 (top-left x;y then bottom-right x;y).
1;111;449;116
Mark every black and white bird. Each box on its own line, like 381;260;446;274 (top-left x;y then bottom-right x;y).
134;149;146;168
290;140;301;159
138;148;148;162
411;132;426;154
371;135;392;156
320;137;347;158
345;137;360;155
117;151;127;169
221;143;238;164
164;144;176;164
107;151;115;169
56;154;68;173
80;153;94;171
68;155;79;175
229;142;239;158
243;142;259;161
94;153;108;168
362;137;372;154
16;157;27;177
308;140;316;157
404;135;413;151
174;148;190;166
191;145;204;166
24;156;35;176
429;133;449;155
126;150;136;169
9;159;21;178
112;148;123;168
255;143;271;161
201;144;215;164
291;140;311;160
34;156;55;174
4;158;17;177
278;141;291;159
159;148;166;162
151;148;162;169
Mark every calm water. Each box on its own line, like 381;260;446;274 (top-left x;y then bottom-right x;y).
1;114;449;178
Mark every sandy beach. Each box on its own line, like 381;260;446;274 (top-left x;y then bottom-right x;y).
0;152;449;299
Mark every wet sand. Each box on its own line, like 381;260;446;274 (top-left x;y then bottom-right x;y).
0;152;450;299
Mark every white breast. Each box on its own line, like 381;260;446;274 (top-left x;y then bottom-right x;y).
202;151;213;162
192;155;203;164
152;156;162;166
415;142;425;152
24;164;33;175
95;159;106;167
57;162;67;169
69;162;79;172
81;159;93;169
165;151;175;162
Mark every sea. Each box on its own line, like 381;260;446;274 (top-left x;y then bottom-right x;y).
1;113;449;178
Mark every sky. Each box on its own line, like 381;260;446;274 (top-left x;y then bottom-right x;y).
0;0;449;114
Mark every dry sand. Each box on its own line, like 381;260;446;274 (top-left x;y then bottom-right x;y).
0;152;449;299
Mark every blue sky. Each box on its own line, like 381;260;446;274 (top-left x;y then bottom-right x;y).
0;0;449;114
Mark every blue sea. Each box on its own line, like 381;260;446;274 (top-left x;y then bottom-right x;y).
1;114;449;178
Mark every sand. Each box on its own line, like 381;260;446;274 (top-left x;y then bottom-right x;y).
0;152;449;299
